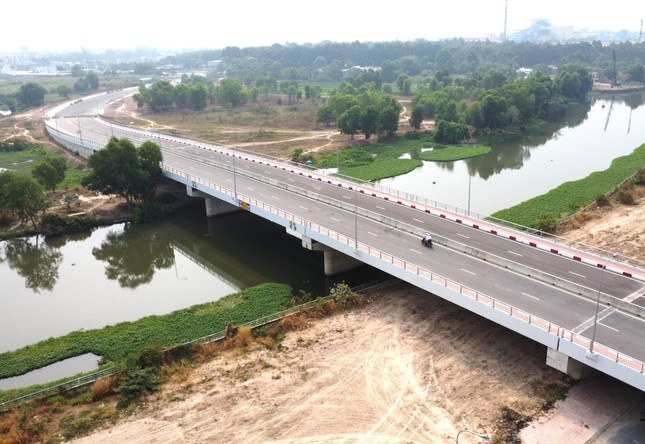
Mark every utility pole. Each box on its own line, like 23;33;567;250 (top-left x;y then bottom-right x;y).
503;0;508;41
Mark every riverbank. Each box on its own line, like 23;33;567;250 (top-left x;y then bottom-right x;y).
490;143;645;230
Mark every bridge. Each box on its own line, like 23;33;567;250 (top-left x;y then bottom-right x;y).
44;88;645;392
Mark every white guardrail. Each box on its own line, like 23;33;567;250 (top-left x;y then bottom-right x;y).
43;106;645;390
163;163;645;379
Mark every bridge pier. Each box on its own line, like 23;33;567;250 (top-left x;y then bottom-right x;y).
301;236;362;276
186;186;240;217
546;347;594;380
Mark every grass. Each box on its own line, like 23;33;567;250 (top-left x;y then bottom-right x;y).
490;143;645;228
419;144;491;162
0;146;87;189
0;282;293;402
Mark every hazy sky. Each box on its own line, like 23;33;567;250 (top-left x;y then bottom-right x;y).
3;0;644;53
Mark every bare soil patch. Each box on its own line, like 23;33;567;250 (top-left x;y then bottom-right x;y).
71;283;570;443
558;185;645;263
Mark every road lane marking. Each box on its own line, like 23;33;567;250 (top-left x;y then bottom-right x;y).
376;205;386;210
330;217;341;222
367;232;378;237
599;322;619;332
225;178;231;182
457;233;470;239
568;271;586;279
288;178;295;182
247;186;255;191
313;186;322;190
413;218;424;223
343;195;352;200
522;292;540;301
461;268;476;276
508;250;523;257
299;205;308;210
272;195;280;200
411;248;423;255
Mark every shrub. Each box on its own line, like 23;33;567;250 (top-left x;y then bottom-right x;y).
192;342;219;363
536;214;558;233
330;282;360;310
115;366;160;409
617;189;635;205
91;377;115;401
280;314;309;331
595;194;610;207
633;168;645;185
404;130;421;140
133;343;165;369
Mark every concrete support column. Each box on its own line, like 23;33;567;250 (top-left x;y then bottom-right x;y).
310;241;362;276
546;347;594;380
186;186;240;217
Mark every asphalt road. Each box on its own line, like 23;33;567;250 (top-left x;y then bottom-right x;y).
47;89;645;368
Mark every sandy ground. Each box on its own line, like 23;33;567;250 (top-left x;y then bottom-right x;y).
72;283;570;444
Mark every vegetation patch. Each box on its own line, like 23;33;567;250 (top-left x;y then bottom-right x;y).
490;143;645;229
0;282;293;402
419;144;491;162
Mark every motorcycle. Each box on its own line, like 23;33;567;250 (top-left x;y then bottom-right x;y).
421;237;433;247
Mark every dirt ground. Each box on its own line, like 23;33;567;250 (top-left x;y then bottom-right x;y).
2;96;644;443
71;282;570;444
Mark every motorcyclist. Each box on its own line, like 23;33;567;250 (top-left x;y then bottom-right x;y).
424;233;433;245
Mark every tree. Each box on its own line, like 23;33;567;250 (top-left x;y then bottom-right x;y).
359;105;379;139
555;64;593;101
189;83;208;110
17;82;47;108
215;78;248;107
85;71;99;90
1;174;49;227
31;161;59;192
31;157;67;192
57;85;72;99
82;137;163;211
626;61;645;83
71;64;84;77
174;84;190;109
317;105;334;126
410;106;424;130
337;106;361;139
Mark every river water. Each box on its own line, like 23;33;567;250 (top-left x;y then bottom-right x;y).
377;93;645;215
0;205;384;355
1;92;644;382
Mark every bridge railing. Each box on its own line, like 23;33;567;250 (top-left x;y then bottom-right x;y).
164;163;645;377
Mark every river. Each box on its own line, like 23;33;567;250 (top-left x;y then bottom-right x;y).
377;92;645;215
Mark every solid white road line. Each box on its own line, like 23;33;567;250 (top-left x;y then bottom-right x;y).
461;268;476;276
508;250;523;257
457;233;470;239
569;271;587;279
522;292;540;301
599;322;619;332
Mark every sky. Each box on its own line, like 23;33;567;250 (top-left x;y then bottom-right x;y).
3;0;644;54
